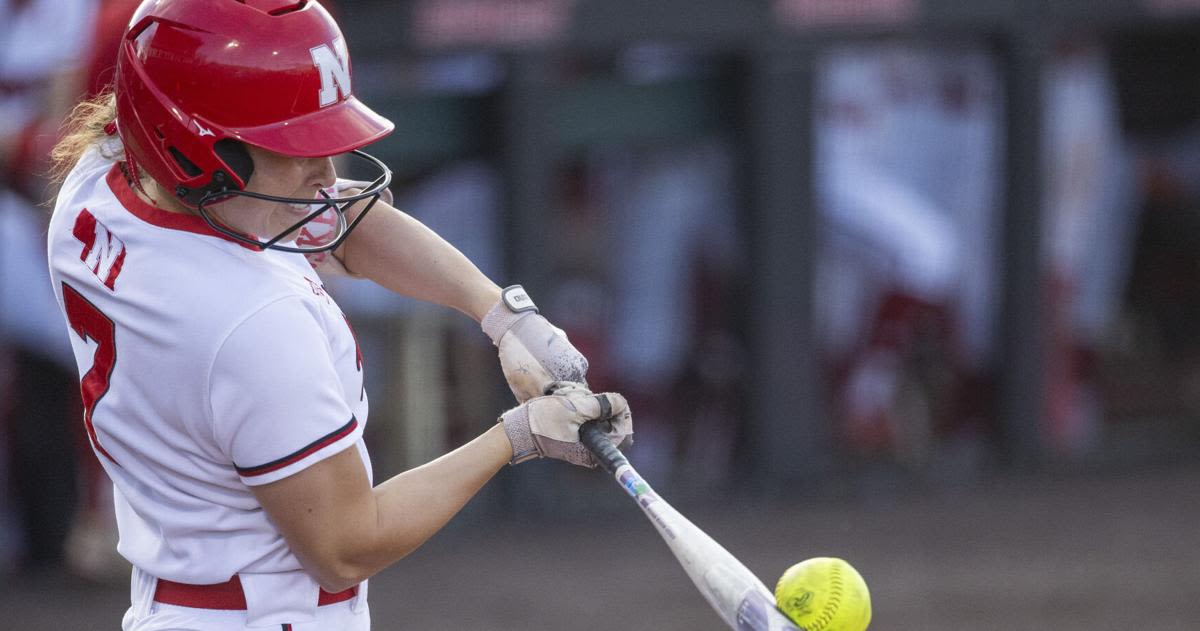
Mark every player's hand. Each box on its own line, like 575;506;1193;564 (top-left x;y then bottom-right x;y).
481;285;588;402
498;382;632;468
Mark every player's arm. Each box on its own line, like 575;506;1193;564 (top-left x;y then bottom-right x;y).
252;424;510;592
330;193;589;401
212;302;615;591
250;389;631;593
332;195;501;321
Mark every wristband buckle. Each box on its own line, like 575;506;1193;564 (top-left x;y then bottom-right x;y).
501;285;538;314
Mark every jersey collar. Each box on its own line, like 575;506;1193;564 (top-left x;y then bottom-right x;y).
107;164;260;251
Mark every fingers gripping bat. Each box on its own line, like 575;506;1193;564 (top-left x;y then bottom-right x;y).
580;421;800;631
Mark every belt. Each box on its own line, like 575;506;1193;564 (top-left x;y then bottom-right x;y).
153;575;356;610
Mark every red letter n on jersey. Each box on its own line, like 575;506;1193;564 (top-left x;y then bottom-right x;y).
73;209;127;291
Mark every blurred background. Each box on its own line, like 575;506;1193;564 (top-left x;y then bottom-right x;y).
3;0;1200;629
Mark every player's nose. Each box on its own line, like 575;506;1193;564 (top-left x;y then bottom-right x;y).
309;156;336;190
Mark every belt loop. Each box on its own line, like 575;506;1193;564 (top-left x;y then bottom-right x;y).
351;580;368;614
129;566;159;619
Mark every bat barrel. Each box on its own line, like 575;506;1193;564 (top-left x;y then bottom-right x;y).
580;419;629;474
580;422;799;631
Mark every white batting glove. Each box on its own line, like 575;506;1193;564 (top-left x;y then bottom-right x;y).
499;382;633;467
481;285;589;402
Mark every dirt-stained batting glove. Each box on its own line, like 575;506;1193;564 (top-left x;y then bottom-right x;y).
499;382;633;468
481;285;589;402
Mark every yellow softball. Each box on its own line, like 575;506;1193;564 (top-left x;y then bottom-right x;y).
774;557;871;631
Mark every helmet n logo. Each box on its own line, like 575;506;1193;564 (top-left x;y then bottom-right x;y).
310;38;351;108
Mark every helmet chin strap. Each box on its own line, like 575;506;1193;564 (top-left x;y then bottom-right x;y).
195;149;392;254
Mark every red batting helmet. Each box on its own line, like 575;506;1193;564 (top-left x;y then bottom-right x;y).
114;0;394;252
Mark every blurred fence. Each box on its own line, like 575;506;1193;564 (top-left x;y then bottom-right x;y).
328;0;1200;495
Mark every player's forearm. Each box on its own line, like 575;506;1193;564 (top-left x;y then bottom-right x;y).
329;424;511;589
340;203;501;321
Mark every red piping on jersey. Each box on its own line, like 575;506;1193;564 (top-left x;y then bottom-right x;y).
106;164;259;250
153;574;356;610
235;416;358;477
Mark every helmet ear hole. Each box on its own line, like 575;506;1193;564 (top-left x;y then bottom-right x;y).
168;147;203;177
214;139;254;187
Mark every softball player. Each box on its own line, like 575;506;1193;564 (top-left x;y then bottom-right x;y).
47;2;632;629
813;42;1005;455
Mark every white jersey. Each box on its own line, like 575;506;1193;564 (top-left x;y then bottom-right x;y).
47;144;370;612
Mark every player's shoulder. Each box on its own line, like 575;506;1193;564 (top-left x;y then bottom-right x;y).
218;291;335;354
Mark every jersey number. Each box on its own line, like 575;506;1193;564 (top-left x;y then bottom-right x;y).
62;282;118;464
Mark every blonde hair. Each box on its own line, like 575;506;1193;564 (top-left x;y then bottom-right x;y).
49;90;124;184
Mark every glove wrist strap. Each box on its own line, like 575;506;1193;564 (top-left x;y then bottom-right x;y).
499;407;540;465
481;285;538;344
500;285;537;313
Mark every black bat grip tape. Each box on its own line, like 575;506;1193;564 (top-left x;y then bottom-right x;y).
580;419;628;475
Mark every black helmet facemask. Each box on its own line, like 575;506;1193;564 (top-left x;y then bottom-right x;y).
195;149;392;254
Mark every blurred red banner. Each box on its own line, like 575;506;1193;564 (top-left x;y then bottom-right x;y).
412;0;572;48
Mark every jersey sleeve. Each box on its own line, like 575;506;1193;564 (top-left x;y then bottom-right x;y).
209;297;363;486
